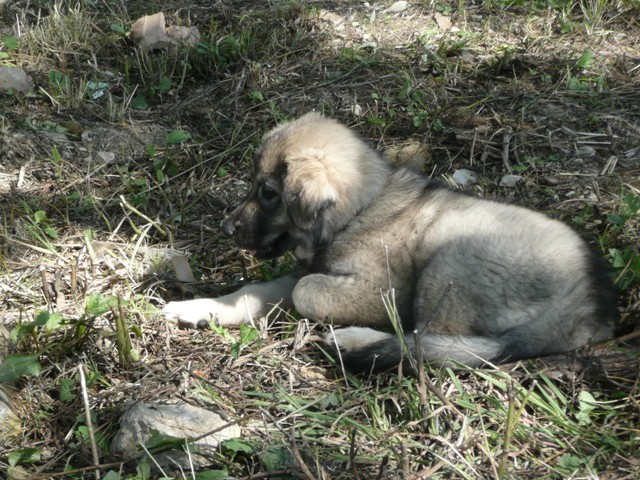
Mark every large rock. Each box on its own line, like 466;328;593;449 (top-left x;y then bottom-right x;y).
130;13;200;52
111;402;241;469
0;67;33;94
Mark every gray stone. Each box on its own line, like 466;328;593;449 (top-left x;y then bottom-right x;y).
452;169;478;187
94;151;116;164
0;67;33;94
111;402;241;469
499;174;523;187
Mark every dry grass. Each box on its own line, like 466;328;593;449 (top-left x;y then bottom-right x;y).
1;0;639;478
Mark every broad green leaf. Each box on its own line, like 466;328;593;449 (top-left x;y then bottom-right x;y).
85;293;119;315
110;24;126;35
131;94;149;110
0;354;42;383
195;470;231;480
8;448;41;467
239;324;259;344
2;34;18;50
165;129;191;145
575;50;595;69
158;76;171;93
222;438;254;454
103;471;122;480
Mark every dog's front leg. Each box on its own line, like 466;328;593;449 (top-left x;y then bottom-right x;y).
292;273;394;328
162;275;298;328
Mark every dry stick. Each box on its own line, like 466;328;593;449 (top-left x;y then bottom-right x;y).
413;329;429;417
30;462;127;479
78;364;100;480
118;194;167;237
498;380;517;478
328;325;350;391
502;126;512;173
289;420;316;480
374;455;389;480
349;428;362;480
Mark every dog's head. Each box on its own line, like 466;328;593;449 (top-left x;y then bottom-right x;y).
221;113;388;263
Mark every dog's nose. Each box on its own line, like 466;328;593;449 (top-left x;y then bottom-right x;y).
220;218;235;237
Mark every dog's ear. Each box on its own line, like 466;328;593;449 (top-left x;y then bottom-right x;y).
283;148;339;230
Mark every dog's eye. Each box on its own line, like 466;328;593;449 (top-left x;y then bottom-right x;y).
259;185;279;202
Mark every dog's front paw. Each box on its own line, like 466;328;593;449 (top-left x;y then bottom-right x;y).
161;299;226;329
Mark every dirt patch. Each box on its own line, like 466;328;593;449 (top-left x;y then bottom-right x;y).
0;1;639;479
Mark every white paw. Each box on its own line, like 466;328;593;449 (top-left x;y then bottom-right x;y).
161;299;232;329
324;327;394;353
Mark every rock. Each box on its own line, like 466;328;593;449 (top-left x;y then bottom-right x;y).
576;146;597;157
111;402;241;469
0;67;34;94
500;174;523;187
383;1;409;14
166;25;200;48
434;13;452;31
0;389;19;444
130;13;200;52
94;151;115;164
452;169;478;187
130;13;172;51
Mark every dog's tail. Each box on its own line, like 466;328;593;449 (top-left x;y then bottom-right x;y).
324;327;511;372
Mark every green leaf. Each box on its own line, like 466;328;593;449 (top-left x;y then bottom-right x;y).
2;34;19;51
222;438;254;454
0;354;42;383
110;24;126;35
8;448;41;467
33;210;47;224
131;94;149;110
260;445;292;471
144;431;185;452
85;293;119;316
48;70;70;90
102;471;122;480
575;49;595;69
239;324;259;344
44;311;63;332
607;213;624;225
165;129;192;145
216;167;228;177
195;470;231;480
44;226;59;239
59;377;75;402
158;76;172;93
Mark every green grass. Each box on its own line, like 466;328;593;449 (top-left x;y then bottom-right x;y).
0;0;639;478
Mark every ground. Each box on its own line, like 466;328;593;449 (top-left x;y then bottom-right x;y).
0;0;639;479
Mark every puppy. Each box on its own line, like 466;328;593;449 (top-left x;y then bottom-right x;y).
163;113;617;371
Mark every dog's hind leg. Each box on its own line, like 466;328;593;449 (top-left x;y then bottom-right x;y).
324;327;509;372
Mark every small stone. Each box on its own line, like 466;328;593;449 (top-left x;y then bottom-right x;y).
383;1;409;14
452;169;478;187
94;151;115;164
434;13;452;31
499;174;523;187
576;146;597;157
0;67;33;94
